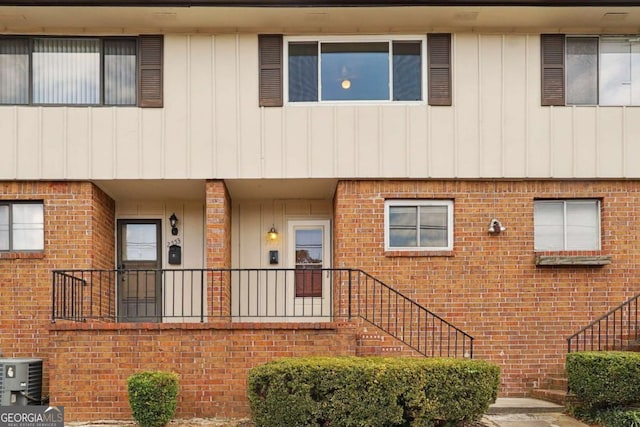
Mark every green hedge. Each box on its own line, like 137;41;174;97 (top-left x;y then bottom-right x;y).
127;371;179;427
566;351;640;410
247;356;500;427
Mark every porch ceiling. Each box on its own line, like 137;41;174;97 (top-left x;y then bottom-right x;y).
93;178;337;201
225;178;338;200
94;179;206;202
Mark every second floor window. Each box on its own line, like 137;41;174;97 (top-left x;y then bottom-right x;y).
286;37;424;103
568;36;640;106
0;35;163;107
542;34;640;106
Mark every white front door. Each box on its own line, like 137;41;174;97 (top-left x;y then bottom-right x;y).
287;219;331;320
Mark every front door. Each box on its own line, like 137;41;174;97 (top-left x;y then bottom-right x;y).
117;220;162;322
288;219;331;320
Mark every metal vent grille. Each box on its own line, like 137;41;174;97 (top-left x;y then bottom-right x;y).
27;360;43;403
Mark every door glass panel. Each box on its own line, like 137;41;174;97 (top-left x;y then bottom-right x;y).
123;223;157;261
295;228;323;298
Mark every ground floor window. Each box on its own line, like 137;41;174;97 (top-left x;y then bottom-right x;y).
534;199;600;251
384;199;453;251
0;201;44;251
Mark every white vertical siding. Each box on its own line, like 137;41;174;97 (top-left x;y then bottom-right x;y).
1;33;640;180
232;199;332;269
454;33;479;178
502;35;528;178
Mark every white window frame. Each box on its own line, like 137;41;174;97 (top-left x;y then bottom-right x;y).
0;201;45;252
534;199;601;251
566;35;640;106
384;200;454;252
284;35;427;105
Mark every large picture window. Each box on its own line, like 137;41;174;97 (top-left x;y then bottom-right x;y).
385;200;453;251
534;200;600;251
286;37;424;103
0;35;162;107
0;202;44;252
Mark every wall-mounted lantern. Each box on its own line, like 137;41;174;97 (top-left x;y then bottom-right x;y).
267;225;278;241
169;213;179;236
488;218;506;234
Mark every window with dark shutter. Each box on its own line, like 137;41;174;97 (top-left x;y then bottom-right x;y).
138;35;163;108
427;33;452;106
258;34;283;107
541;34;565;106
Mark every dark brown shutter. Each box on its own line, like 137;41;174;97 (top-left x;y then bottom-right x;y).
258;34;283;107
138;35;163;108
427;33;452;106
541;34;565;106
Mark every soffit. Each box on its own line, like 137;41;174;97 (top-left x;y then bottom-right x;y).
93;179;337;201
1;5;640;33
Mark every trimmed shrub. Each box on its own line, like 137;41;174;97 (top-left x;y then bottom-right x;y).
566;352;640;410
247;356;500;427
127;371;179;427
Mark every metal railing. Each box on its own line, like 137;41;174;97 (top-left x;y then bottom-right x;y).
567;293;640;353
52;268;473;358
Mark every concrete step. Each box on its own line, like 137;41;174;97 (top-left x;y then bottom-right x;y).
545;375;568;391
487;398;564;415
530;388;568;405
356;332;405;356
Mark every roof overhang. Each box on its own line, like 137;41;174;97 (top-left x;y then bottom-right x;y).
3;0;640;6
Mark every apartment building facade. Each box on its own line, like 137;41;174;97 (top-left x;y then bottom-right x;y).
1;0;640;420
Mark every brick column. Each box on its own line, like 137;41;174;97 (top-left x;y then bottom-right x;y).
205;180;232;319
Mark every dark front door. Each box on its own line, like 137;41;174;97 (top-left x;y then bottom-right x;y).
117;219;162;322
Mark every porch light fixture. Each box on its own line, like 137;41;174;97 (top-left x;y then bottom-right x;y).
488;218;506;234
267;226;278;241
169;213;179;236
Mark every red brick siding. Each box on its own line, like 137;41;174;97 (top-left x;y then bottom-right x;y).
334;179;640;396
0;181;114;396
49;322;357;421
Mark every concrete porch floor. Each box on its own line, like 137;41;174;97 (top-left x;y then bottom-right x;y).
483;398;589;427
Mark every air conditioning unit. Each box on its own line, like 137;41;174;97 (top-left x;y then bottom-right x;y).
0;358;43;406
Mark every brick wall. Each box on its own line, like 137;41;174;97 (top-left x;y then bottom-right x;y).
333;179;640;396
48;321;357;421
0;181;114;396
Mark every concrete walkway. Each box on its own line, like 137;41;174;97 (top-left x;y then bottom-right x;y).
482;398;590;427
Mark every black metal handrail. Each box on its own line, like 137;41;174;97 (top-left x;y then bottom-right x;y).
52;268;473;358
351;270;474;358
567;293;640;353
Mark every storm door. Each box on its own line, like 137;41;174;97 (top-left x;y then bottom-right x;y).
117;220;162;322
287;220;331;320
